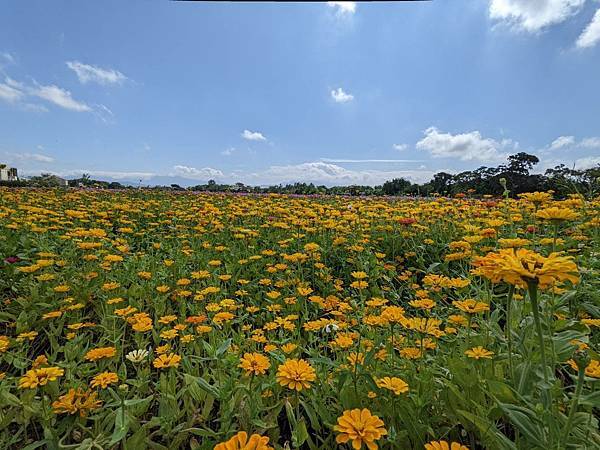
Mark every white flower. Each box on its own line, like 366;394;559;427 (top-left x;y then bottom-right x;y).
126;348;149;363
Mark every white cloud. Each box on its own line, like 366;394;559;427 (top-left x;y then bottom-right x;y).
489;0;585;32
221;147;235;156
0;74;96;114
3;151;55;163
328;2;356;16
241;130;267;141
31;84;91;112
243;161;434;186
0;80;24;103
393;143;408;151
416;127;512;161
580;137;600;148
320;158;424;163
27;169;157;181
549;135;575;150
577;9;600;48
575;156;600;169
331;87;354;103
66;61;128;85
171;165;224;180
545;135;600;150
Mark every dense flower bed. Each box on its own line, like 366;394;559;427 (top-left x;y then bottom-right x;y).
0;188;598;449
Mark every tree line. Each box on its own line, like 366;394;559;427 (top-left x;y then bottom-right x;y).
7;153;600;198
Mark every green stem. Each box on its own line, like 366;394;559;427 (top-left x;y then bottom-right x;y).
506;285;515;381
527;281;548;384
561;366;585;446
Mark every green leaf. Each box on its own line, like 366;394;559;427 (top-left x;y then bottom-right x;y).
486;380;518;404
292;418;309;448
195;376;220;398
498;403;546;447
109;408;130;445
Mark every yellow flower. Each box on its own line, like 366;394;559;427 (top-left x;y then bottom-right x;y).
567;359;600;378
281;343;298;354
19;367;64;389
535;207;579;222
32;355;48;368
276;359;316;391
351;271;368;280
214;431;273;450
518;191;552;205
84;346;116;361
239;353;271;376
465;346;494;360
52;388;101;416
153;353;181;369
335;408;387;450
0;336;10;353
452;299;489;314
375;376;409;395
381;306;406;324
424;441;470;450
90;371;119;389
472;249;579;290
17;331;38;342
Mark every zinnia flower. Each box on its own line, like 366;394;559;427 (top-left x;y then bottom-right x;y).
153;352;181;369
214;431;273;450
90;371;119;389
239;353;271;376
84;346;117;361
424;441;470;450
19;367;64;389
375;377;409;395
452;299;489;314
472;249;579;290
535;207;579;223
465;346;494;360
335;408;387;450
126;348;149;363
276;359;316;391
52;388;101;416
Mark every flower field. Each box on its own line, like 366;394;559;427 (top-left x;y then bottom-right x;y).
0;188;599;449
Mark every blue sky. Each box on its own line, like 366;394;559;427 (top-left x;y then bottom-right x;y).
1;0;599;186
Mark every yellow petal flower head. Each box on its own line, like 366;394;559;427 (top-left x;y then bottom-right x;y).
535;207;579;223
518;191;552;206
465;346;494;360
84;346;117;361
52;388;101;417
276;358;316;391
19;367;64;389
90;371;119;389
472;248;579;290
335;408;387;450
375;376;409;395
213;431;273;450
452;299;489;314
153;353;181;369
239;353;271;376
424;441;470;450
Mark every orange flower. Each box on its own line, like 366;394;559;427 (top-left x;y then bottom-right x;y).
214;431;273;450
335;408;387;450
239;353;271;376
153;353;181;369
90;371;119;389
84;346;116;361
276;359;316;391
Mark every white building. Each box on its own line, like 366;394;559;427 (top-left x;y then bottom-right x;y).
0;166;18;182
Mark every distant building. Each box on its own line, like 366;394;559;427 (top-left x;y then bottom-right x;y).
0;165;18;182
